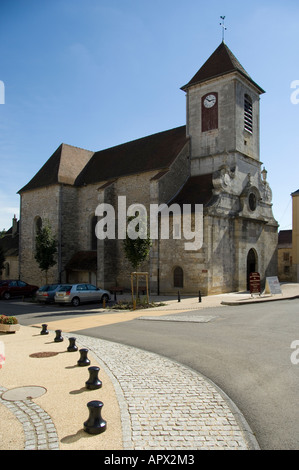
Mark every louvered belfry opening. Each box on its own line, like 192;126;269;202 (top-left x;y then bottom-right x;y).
244;94;253;133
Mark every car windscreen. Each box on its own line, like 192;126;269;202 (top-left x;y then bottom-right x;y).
58;285;72;292
47;284;59;291
38;285;49;292
39;284;59;292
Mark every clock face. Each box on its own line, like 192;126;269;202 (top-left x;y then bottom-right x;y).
204;94;217;108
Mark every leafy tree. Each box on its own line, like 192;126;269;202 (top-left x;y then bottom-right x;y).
123;215;152;271
123;214;152;303
35;221;57;283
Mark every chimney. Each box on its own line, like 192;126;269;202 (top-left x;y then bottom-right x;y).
12;215;17;237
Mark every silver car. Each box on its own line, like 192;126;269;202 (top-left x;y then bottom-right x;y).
36;284;68;303
54;283;111;307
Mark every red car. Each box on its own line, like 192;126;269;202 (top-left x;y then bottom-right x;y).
0;280;39;300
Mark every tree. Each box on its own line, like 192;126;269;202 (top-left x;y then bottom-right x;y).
123;215;152;271
123;214;152;303
35;221;57;283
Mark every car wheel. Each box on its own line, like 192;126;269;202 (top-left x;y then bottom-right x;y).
101;294;109;303
3;292;11;300
71;297;80;307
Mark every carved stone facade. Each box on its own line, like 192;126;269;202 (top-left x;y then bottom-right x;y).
18;42;278;294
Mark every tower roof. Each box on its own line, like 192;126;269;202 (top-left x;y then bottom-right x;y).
181;42;265;94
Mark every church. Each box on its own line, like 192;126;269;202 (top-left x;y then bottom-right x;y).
18;41;278;295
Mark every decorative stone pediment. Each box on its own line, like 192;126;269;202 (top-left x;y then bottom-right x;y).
212;165;236;195
239;180;263;218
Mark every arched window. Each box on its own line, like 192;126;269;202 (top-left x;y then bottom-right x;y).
173;266;184;288
33;216;42;249
32;216;43;252
35;216;42;234
244;94;253;134
91;215;97;250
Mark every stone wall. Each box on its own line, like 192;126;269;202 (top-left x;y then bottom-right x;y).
19;185;60;286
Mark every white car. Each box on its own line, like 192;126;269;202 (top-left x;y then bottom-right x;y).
54;283;111;307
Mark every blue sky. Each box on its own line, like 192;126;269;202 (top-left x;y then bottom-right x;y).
0;0;298;231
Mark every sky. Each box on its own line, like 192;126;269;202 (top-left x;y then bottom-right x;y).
0;0;298;231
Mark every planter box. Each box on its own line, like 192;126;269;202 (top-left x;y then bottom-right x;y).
0;324;20;333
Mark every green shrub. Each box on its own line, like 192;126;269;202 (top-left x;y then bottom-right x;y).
0;315;18;324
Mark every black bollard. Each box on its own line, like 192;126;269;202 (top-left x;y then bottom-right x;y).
114;291;117;302
67;337;78;352
178;291;181;302
77;348;90;367
40;324;49;335
198;290;202;303
85;366;102;390
84;400;107;435
54;330;63;342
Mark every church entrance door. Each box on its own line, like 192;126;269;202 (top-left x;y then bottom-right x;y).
246;249;258;290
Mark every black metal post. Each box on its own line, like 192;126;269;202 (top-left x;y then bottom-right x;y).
85;366;102;390
77;348;90;367
84;400;107;434
67;337;78;352
54;330;63;342
40;324;49;335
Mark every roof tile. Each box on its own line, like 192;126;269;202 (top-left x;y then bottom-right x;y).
181;42;265;94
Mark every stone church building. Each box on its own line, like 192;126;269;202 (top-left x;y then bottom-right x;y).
18;42;278;295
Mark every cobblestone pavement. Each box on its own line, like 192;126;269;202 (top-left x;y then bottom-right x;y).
0;385;59;450
0;330;259;450
3;285;299;450
65;333;259;450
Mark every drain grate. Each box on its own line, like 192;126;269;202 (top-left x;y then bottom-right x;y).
1;386;47;401
29;352;59;358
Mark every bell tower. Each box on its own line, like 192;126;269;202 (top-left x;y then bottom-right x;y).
181;42;265;176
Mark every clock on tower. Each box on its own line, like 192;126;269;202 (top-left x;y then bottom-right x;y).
202;92;218;132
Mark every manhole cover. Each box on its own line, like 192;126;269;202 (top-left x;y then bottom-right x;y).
1;386;47;401
29;352;59;358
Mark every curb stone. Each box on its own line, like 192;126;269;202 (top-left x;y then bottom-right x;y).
66;334;260;450
0;385;59;450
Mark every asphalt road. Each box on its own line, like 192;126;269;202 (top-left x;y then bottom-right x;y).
2;298;299;450
0;299;105;324
75;299;299;450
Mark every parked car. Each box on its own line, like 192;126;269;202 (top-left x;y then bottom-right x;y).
0;280;39;300
54;283;111;307
36;284;68;303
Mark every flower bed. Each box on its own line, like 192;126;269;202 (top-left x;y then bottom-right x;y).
111;300;166;310
0;315;18;324
0;315;20;333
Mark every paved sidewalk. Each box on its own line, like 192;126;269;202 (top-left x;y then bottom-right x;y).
0;283;298;451
0;326;257;451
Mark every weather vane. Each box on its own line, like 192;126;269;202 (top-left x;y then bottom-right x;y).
220;16;227;42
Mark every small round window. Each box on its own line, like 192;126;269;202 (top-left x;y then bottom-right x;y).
248;193;257;211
